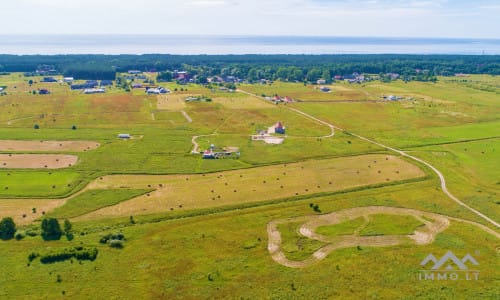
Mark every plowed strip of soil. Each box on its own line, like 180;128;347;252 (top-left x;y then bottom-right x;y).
0;140;100;152
0;154;78;169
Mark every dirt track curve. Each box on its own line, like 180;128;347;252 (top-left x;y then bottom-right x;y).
239;89;499;229
267;206;500;268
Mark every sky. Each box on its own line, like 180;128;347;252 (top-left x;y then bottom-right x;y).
0;0;499;38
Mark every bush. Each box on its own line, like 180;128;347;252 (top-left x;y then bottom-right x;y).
25;230;38;237
28;252;39;262
41;218;63;241
0;217;16;240
33;124;40;129
99;232;125;244
40;247;98;264
15;231;25;241
109;239;124;249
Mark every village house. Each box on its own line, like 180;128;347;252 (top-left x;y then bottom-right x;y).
118;133;131;139
83;88;105;94
146;87;170;94
63;77;74;83
41;77;57;83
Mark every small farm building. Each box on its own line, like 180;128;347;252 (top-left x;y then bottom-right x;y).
118;133;131;139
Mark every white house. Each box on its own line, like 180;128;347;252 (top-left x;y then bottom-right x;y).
63;77;74;83
118;133;131;139
83;88;105;94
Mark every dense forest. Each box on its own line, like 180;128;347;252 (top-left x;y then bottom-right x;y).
0;54;498;81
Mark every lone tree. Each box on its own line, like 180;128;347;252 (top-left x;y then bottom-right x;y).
64;219;73;241
41;218;63;241
0;217;16;240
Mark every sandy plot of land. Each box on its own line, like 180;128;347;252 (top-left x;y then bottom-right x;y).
329;85;356;92
0;140;100;152
74;154;425;221
0;154;78;169
213;95;274;109
156;94;188;111
0;199;65;225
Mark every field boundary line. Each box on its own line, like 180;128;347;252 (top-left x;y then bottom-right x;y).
181;110;192;123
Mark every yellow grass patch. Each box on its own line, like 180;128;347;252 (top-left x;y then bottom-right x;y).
75;154;424;220
0;140;100;152
213;95;275;109
156;94;189;111
0;199;64;225
0;154;78;169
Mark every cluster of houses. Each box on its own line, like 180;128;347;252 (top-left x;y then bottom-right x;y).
381;95;413;101
145;87;170;94
202;144;240;159
70;80;112;93
83;88;106;94
265;95;293;104
251;121;286;145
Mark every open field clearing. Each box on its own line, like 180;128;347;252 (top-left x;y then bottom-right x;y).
0;198;65;224
239;82;371;101
0;154;78;169
213;95;275;109
408;138;500;220
0;171;82;198
269;206;499;268
156;94;187;111
0;73;498;299
48;189;152;219
1;181;497;299
0;140;100;152
73;154;424;220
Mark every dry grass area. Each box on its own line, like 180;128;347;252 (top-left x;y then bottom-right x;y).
213;95;274;109
0;199;64;225
156;94;189;111
0;154;78;169
0;140;100;152
74;154;424;220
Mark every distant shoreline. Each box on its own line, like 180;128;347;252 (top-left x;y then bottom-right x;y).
1;35;499;55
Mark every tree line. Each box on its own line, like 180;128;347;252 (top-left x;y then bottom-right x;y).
0;54;498;80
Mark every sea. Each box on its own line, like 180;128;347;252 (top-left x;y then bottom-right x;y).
0;35;499;55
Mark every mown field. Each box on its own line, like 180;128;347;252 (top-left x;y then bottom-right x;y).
0;73;498;299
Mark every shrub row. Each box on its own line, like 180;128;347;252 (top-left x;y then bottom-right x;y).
40;246;98;264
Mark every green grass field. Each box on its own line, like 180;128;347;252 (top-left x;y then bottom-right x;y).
359;214;424;236
316;217;366;235
0;73;498;299
48;189;152;219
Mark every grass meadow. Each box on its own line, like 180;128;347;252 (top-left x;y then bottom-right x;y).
0;73;498;299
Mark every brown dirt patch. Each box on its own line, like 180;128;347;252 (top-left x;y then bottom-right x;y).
0;140;100;152
0;154;78;169
0;199;65;225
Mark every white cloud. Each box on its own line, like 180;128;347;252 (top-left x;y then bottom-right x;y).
0;0;498;38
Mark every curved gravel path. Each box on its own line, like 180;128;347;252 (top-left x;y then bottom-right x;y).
267;206;499;268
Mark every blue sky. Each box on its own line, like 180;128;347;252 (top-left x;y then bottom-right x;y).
1;0;498;38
